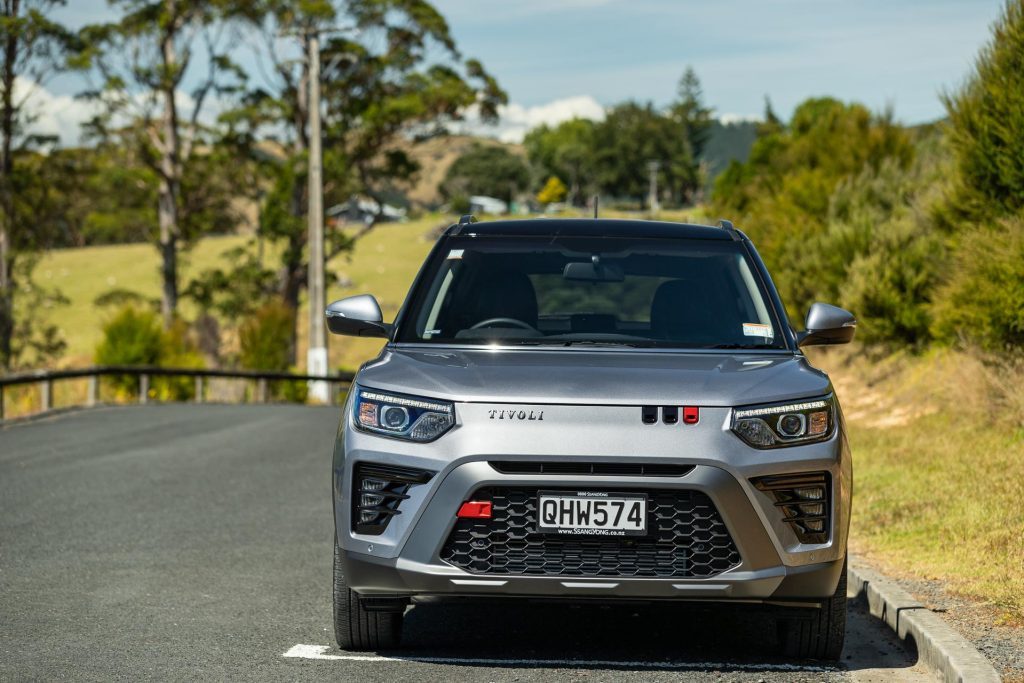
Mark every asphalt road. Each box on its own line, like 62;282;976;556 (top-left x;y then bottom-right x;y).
0;405;930;682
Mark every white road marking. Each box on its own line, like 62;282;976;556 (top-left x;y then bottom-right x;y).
282;644;837;671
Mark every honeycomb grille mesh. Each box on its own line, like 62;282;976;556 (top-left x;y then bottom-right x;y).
440;487;741;578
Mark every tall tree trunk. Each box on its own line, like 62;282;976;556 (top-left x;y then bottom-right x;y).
157;1;181;328
0;0;20;369
278;45;310;364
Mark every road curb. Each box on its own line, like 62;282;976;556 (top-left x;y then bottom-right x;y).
849;558;1001;682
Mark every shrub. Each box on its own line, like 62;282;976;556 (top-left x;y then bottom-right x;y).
238;301;306;402
94;307;204;400
238;301;294;371
941;0;1024;223
95;307;163;396
839;219;945;347
932;220;1024;350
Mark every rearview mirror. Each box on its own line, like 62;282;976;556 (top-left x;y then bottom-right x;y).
797;303;856;347
325;294;393;338
563;260;624;282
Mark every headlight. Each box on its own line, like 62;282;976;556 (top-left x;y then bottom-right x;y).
354;387;455;442
731;395;835;448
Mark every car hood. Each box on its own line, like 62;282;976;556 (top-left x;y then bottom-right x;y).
355;346;831;407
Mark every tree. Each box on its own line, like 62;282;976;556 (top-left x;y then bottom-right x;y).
208;0;505;363
671;67;713;176
0;0;73;369
440;143;528;205
523;118;596;206
79;0;246;327
711;97;915;318
591;101;694;206
536;176;567;206
941;0;1024;223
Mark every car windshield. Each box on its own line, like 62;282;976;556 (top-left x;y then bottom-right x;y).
395;235;786;349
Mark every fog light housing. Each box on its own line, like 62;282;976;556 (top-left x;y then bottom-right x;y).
352;463;435;535
752;472;831;544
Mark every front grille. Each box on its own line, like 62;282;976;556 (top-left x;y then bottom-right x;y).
440;487;740;578
489;462;695;477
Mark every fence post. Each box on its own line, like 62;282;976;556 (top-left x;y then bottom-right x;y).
257;378;268;404
195;376;204;403
41;379;53;412
139;374;149;404
88;375;99;406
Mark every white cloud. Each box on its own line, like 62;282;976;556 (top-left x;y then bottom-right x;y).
15;78;101;147
455;95;606;143
718;113;762;125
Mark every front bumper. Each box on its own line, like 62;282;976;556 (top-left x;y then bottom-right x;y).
333;401;852;603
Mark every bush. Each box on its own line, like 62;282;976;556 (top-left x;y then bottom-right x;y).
839;219;945;347
941;0;1024;223
238;301;294;371
95;307;163;396
94;307;204;400
932;220;1024;350
238;301;306;402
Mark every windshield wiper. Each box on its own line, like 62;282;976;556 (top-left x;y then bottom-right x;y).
702;343;779;350
514;339;650;348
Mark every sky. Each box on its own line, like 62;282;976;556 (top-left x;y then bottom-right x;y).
35;0;1006;145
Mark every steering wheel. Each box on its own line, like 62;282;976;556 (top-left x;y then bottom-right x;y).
470;317;536;331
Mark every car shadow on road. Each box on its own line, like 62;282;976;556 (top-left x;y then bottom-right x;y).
391;594;920;674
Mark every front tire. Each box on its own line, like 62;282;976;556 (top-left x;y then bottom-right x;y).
333;539;403;650
778;560;847;660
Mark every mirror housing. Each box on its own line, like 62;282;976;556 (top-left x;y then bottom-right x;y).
797;302;857;347
325;294;393;338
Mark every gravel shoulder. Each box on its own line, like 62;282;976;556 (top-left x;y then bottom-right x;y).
853;547;1023;682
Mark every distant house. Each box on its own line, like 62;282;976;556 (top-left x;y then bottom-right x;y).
469;195;508;215
327;197;407;225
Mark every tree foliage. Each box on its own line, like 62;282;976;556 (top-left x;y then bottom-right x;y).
941;0;1024;223
440;143;528;204
536;176;567;205
0;0;74;370
524;118;596;206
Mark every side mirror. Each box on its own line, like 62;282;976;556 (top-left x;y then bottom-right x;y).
325;294;393;338
797;302;856;347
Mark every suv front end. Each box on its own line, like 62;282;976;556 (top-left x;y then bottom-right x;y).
327;218;855;660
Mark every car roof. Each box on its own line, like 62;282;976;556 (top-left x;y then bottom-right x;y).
445;218;737;241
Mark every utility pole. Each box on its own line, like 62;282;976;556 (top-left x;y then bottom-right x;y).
306;29;329;404
647;160;660;214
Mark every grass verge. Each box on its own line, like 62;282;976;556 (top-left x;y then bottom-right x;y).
814;347;1024;623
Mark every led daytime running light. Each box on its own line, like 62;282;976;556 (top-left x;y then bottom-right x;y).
359;390;452;414
734;399;828;419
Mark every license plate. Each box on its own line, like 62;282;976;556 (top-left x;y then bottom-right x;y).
537;491;647;536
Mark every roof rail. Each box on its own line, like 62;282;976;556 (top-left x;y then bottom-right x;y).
447;213;478;236
718;219;742;241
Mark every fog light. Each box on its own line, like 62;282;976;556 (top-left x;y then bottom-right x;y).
798;503;824;516
794;487;823;500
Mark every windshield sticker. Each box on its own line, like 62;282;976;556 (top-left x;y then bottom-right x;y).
742;323;773;339
446;249;464;260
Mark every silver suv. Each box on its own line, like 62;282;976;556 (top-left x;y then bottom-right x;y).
326;217;855;660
